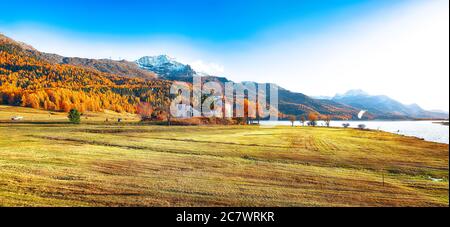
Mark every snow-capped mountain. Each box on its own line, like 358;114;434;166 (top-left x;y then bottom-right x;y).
136;55;184;70
136;55;195;80
136;55;230;83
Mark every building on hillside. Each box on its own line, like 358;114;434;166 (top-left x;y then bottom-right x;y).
174;101;233;118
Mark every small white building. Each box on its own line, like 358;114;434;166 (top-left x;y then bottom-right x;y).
174;103;232;118
174;104;200;118
11;116;24;121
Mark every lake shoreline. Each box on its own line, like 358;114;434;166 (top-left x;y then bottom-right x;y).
434;121;449;126
261;120;450;144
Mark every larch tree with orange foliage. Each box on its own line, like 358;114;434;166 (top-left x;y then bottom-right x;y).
136;102;154;121
308;112;318;127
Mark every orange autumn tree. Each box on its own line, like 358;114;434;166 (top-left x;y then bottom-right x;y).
308;112;318;126
136;102;154;121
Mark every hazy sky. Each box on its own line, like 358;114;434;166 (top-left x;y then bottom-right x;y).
1;0;448;111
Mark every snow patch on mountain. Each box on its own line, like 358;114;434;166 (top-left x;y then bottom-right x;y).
136;55;186;71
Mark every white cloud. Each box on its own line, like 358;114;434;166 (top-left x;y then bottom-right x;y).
190;60;225;75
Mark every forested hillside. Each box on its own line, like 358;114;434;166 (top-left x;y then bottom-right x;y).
0;34;172;114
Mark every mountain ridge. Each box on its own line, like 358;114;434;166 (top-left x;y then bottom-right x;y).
1;33;157;80
40;53;158;80
332;89;449;119
135;55;362;119
1;33;446;120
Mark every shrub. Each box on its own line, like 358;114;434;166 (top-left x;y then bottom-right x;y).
68;109;81;124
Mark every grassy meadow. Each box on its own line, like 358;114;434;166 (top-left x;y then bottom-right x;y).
0;105;448;207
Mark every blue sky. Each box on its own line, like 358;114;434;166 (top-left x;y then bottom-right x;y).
1;0;449;110
2;0;394;42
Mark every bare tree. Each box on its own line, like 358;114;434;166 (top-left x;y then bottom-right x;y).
300;115;306;126
289;116;296;127
324;115;331;127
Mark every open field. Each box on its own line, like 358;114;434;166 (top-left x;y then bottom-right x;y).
0;105;140;123
0;106;448;207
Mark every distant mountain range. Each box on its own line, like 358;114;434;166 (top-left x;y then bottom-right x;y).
1;33;447;120
330;89;448;119
133;55;447;120
135;55;361;119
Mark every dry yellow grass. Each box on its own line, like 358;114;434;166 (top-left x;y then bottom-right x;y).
0;105;140;123
0;106;448;207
